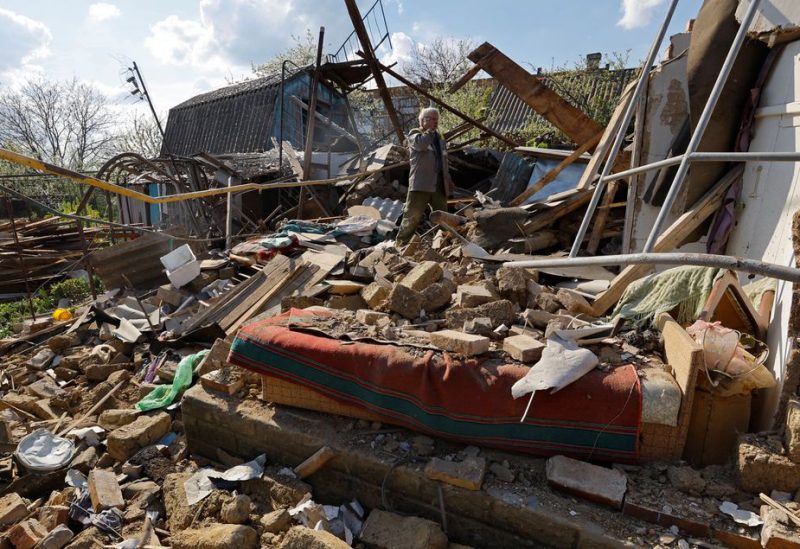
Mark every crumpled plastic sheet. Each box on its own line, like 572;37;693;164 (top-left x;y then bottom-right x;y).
719;501;764;527
16;429;76;472
184;454;266;505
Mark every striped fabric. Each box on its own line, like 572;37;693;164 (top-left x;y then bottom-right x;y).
229;310;642;462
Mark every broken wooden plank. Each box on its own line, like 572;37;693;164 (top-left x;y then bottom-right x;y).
448;63;483;94
468;42;602;148
289;95;359;145
586;179;620;254
592;165;744;315
575;81;636;190
523;189;593;234
368;56;519;148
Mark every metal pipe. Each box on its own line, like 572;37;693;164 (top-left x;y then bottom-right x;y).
502;252;800;284
690;151;800;162
569;0;679;257
643;0;763;252
601;155;685;183
600;151;800;184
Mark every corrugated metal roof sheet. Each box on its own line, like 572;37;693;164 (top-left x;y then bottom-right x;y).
488;68;638;137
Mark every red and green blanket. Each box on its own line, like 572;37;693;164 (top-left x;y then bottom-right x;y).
229;309;642;462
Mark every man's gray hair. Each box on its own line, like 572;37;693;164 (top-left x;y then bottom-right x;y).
418;107;440;125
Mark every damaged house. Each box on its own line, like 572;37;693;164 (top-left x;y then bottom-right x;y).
3;0;800;547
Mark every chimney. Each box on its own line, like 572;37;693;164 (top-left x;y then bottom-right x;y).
586;52;602;70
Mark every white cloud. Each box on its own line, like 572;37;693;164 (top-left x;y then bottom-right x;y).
378;31;415;68
144;0;350;76
0;9;51;85
88;3;121;23
617;0;665;29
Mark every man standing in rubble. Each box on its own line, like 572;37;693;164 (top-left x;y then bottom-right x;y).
396;107;452;245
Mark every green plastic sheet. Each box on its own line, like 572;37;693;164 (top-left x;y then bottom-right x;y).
136;350;208;411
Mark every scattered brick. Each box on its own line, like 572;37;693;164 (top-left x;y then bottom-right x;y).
360;510;448;549
106;412;171;461
387;284;425;319
400;261;443;291
455;284;495;308
0;493;28;527
88;469;125;512
546;455;627;509
429;330;490;357
424;456;486;490
8;518;48;549
503;335;545;362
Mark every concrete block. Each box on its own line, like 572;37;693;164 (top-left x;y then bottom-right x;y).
446;300;515;330
98;409;139;431
424;456;486;491
523;308;558;328
156;284;188;308
38;524;73;549
556;289;595;316
360;509;448;549
737;434;800;493
761;505;800;549
785;399;800;463
429;330;490;357
326;294;368;311
400;261;443;291
8;519;47;549
260;509;292;534
278;525;349;548
37;506;69;531
84;362;126;382
546;455;627;509
361;282;390;309
356;310;390;326
456;284;495;308
171;524;258;549
503;335;545;363
88;469;124;512
0;493;28;527
421;279;455;311
326;280;366;295
106;412;171;461
535;292;562;313
387;284;425;319
496;266;530;305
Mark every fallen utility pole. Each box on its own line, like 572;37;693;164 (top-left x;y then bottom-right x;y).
364;56;519;148
502;252;800;285
344;0;405;143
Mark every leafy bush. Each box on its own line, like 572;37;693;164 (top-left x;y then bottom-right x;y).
0;276;102;338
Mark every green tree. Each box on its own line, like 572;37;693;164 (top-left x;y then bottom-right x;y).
251;29;317;78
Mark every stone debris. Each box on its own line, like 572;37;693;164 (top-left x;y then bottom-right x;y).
546;455;627;509
424;456;486;490
360;509;448;549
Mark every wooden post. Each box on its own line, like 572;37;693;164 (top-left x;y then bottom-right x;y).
298;27;332;219
344;0;405;143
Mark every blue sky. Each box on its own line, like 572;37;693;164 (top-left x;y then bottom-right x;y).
0;0;703;115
